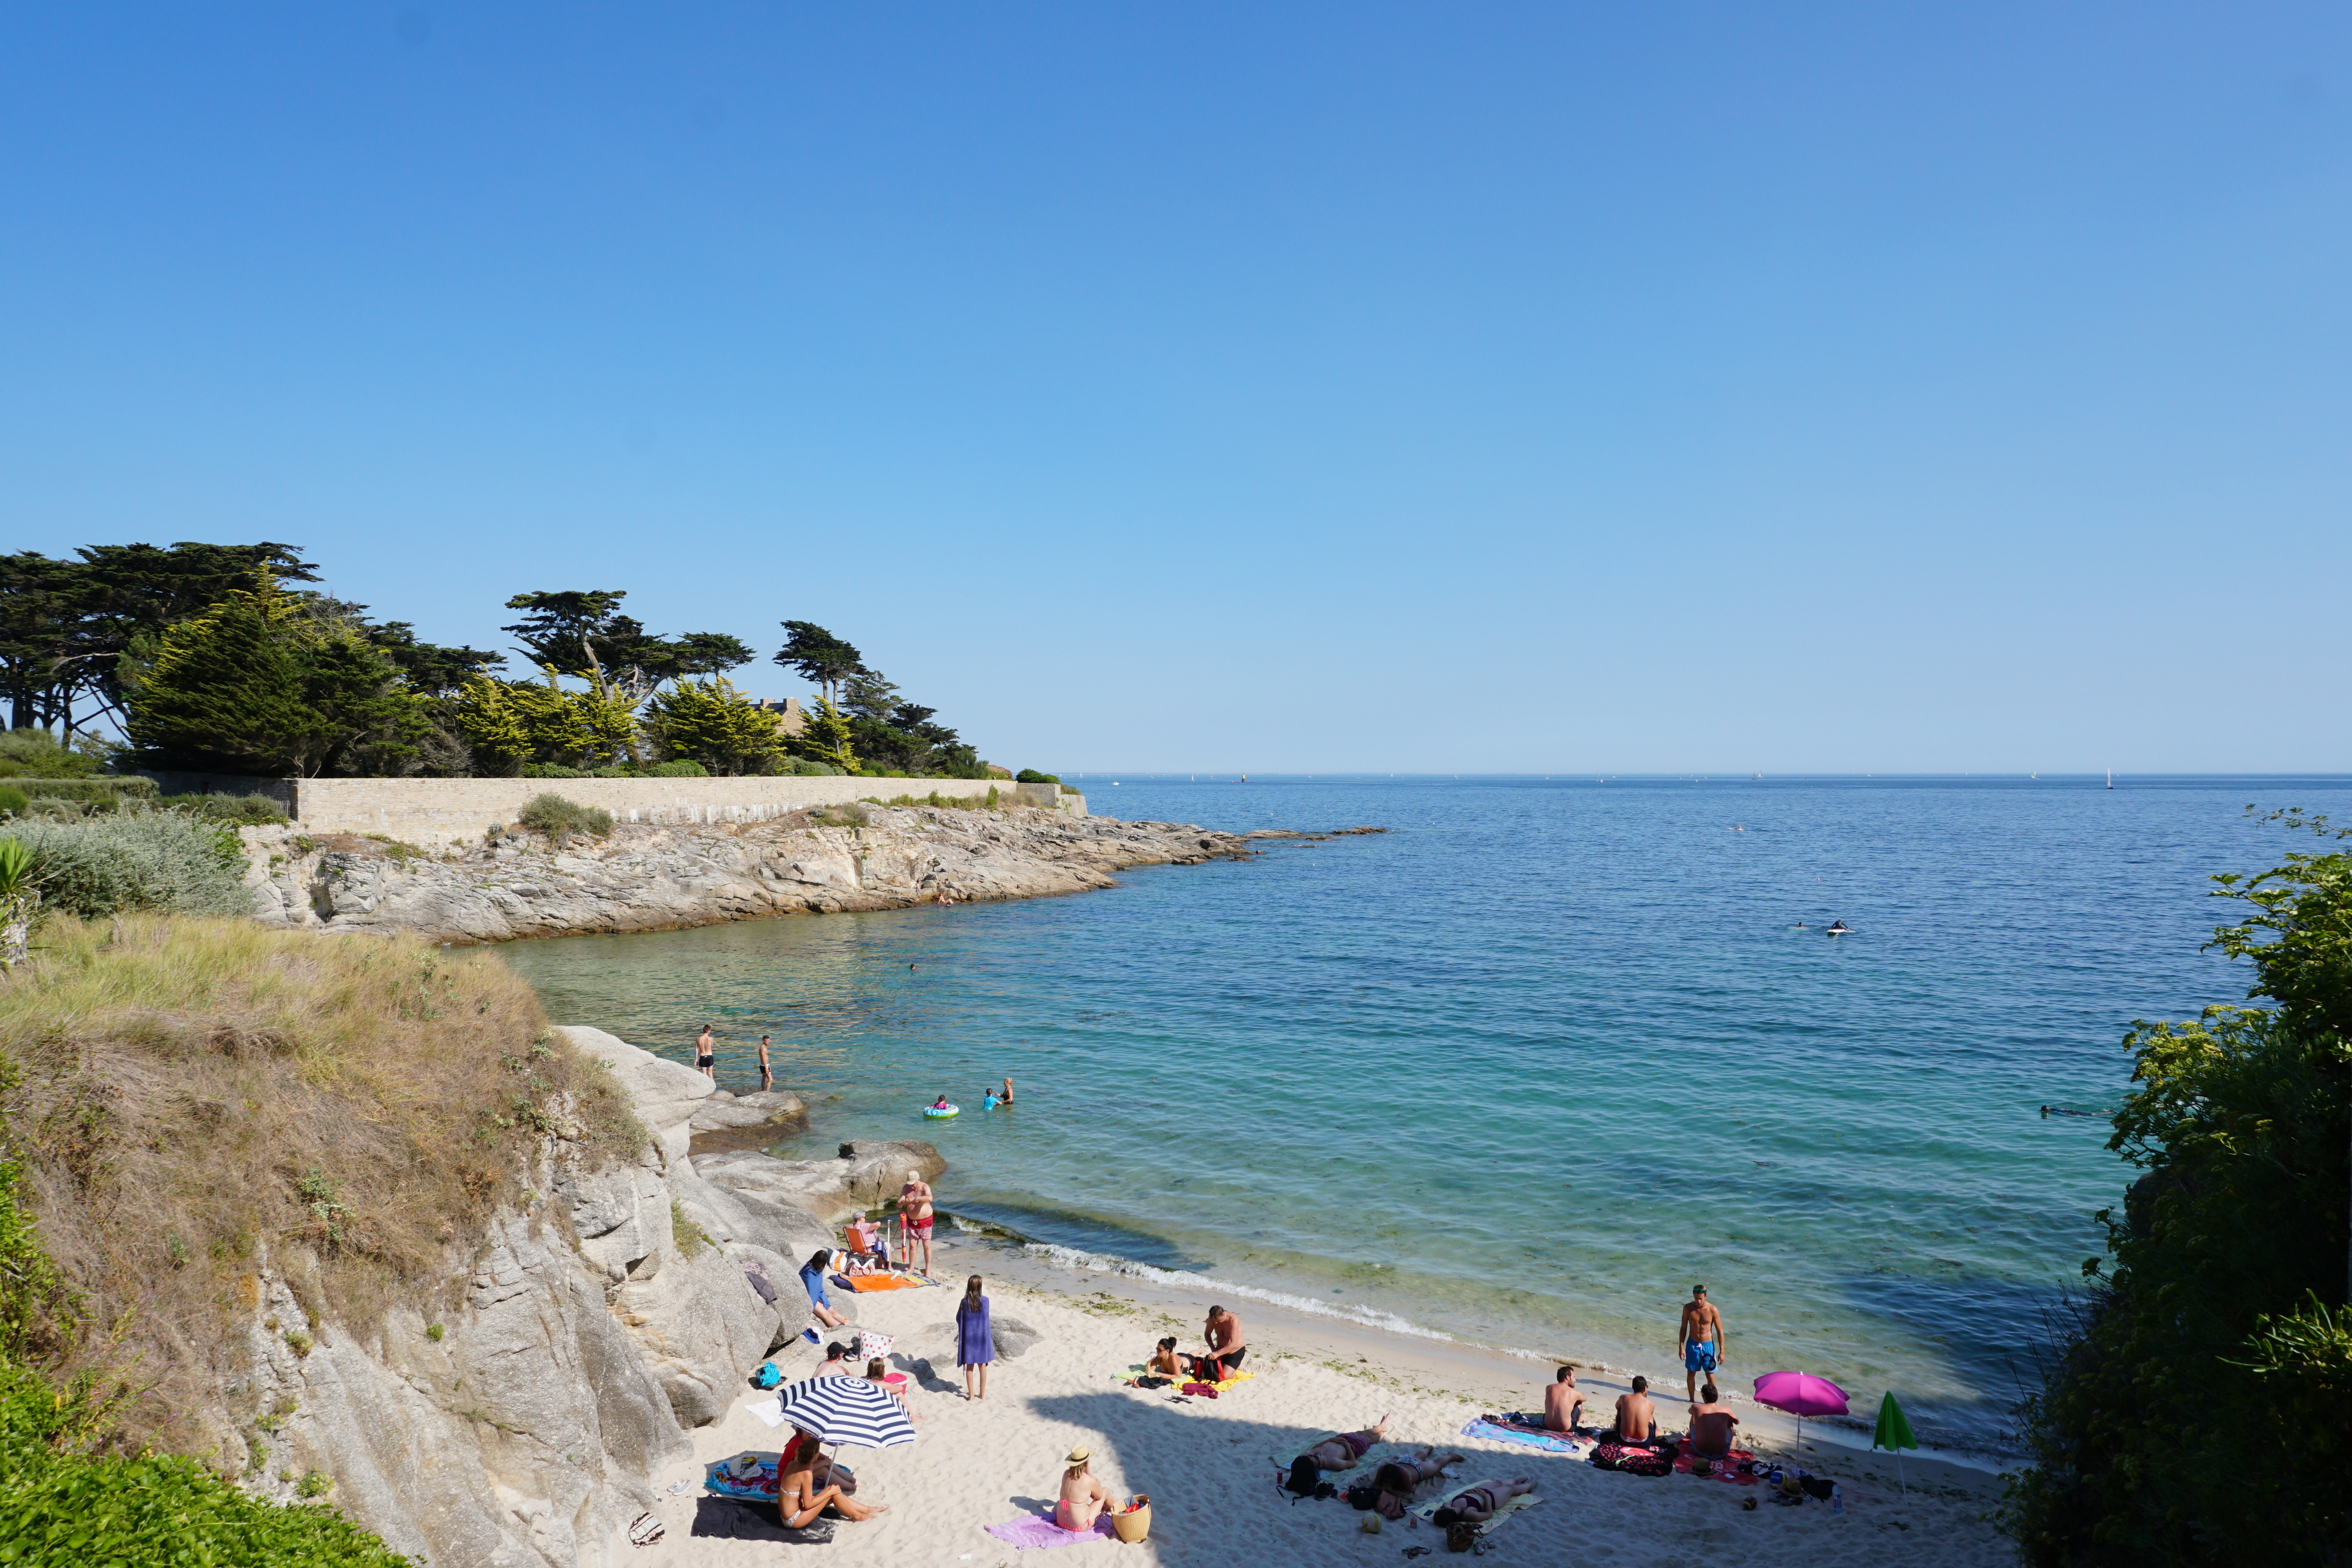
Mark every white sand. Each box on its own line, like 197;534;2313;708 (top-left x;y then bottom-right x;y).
631;1235;2017;1567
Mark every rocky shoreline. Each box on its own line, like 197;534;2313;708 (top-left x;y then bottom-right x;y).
239;801;1269;945
220;1025;944;1567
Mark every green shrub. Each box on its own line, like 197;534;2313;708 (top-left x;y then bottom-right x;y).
784;760;844;777
1014;770;1060;784
0;1160;412;1565
14;777;160;803
0;786;25;817
1;811;251;921
516;793;612;844
646;759;708;777
0;727;104;780
813;803;871;828
169;791;291;827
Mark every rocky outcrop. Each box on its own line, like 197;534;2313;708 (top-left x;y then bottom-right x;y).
219;1025;946;1567
241;804;1257;945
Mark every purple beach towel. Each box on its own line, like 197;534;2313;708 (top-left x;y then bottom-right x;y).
984;1512;1112;1549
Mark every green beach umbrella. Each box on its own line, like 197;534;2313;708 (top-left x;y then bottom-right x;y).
1873;1391;1918;1496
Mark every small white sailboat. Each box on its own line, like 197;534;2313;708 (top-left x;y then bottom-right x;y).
2106;769;2114;790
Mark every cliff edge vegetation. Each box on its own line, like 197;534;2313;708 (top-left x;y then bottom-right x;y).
2003;811;2351;1567
0;915;644;1562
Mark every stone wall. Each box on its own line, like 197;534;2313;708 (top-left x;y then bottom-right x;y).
144;771;1081;845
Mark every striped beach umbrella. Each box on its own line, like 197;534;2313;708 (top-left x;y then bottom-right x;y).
773;1376;917;1450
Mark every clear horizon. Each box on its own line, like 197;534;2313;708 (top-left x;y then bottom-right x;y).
6;4;2348;774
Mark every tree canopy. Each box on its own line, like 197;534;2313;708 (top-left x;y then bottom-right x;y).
2002;811;2351;1566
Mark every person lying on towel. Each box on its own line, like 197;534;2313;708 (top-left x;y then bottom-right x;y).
1432;1477;1536;1530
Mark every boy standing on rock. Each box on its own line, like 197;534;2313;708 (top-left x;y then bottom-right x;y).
695;1024;716;1080
758;1034;773;1091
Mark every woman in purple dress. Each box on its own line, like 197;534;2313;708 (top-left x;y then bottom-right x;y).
956;1274;993;1400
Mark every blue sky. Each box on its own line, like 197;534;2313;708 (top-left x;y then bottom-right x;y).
5;4;2347;773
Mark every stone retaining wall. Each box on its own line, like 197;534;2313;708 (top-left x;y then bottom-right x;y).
142;771;1081;845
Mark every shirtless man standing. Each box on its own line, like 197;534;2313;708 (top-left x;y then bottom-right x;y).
1613;1376;1657;1445
1202;1305;1247;1380
694;1024;716;1081
1679;1285;1729;1402
897;1172;936;1276
1542;1366;1585;1433
757;1034;773;1091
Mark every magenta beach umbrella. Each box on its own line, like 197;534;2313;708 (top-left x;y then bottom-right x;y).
1751;1372;1849;1454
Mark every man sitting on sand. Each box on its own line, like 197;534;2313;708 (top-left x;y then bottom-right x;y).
1543;1366;1585;1433
1613;1376;1658;1445
1057;1446;1114;1533
1689;1382;1740;1460
1197;1305;1246;1380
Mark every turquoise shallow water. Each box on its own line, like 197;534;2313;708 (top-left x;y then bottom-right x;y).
496;774;2352;1453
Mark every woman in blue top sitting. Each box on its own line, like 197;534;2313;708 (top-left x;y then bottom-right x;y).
800;1248;849;1329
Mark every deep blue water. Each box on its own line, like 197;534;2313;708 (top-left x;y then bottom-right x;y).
496;774;2352;1452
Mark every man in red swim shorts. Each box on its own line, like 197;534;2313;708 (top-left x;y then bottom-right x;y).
898;1174;936;1276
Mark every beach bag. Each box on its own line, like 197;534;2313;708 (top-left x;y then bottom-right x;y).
1800;1475;1834;1500
1344;1480;1378;1511
853;1329;896;1362
625;1511;664;1547
1111;1496;1152;1543
751;1361;782;1390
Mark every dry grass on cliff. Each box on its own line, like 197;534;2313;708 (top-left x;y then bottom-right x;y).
0;914;646;1461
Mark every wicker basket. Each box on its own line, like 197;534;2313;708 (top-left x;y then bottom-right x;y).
1111;1496;1152;1543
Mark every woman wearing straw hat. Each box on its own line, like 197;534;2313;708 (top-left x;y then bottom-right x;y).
1057;1446;1113;1533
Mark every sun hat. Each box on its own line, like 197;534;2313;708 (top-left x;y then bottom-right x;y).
1066;1446;1091;1464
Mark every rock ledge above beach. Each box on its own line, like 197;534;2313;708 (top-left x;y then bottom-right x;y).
240;804;1264;944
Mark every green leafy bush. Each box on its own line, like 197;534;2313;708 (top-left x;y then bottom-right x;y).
784;760;843;776
0;787;25;817
169;792;291;827
1014;770;1060;784
0;727;104;780
2003;814;2350;1564
0;1162;412;1567
646;759;707;777
13;777;160;804
516;793;612;844
1;811;251;921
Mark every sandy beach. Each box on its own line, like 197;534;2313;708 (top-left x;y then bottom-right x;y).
633;1233;2017;1567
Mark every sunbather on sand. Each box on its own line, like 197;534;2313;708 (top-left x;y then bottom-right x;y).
1147;1336;1182;1377
1369;1447;1466;1519
1613;1376;1658;1444
800;1250;849;1330
1057;1447;1114;1532
1295;1415;1391;1473
779;1432;886;1527
1689;1382;1739;1459
1543;1366;1585;1432
1431;1477;1536;1528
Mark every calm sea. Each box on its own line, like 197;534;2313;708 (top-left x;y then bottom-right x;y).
496;774;2352;1453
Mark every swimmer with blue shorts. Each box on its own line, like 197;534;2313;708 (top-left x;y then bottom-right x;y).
1679;1285;1729;1403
